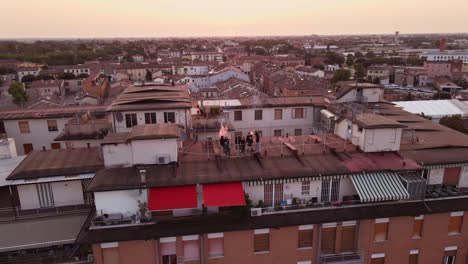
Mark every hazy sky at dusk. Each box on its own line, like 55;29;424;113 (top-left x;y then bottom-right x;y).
1;0;467;38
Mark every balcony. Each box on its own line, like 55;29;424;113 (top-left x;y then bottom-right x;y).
320;252;363;264
0;201;93;222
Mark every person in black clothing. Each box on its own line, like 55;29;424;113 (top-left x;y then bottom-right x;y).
240;137;246;155
235;135;241;150
220;136;225;147
224;138;230;156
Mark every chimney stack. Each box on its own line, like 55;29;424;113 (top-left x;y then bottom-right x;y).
139;169;147;184
440;38;446;52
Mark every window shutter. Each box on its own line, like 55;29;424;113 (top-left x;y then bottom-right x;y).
448;216;462;234
409;254;418;264
412;219;423;238
298;229;313;248
340;225;356;252
254;233;270;252
320;227;336;254
373;222;388;241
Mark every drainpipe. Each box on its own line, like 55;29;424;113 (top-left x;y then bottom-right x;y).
199;234;205;264
154;240;160;264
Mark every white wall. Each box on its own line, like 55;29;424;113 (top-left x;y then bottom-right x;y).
458;167;468;187
4;118;69;155
227;106;315;137
339;178;356;200
112;109;189;133
363;88;384;103
428;168;444;185
361;128;402;152
131;138;178;165
102;143;133;167
94;189;148;217
337;88;383;103
51;180;84;206
17;184;40;210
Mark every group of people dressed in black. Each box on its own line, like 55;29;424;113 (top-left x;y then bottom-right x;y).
220;131;260;156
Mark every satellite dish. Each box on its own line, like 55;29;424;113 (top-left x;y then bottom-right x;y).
115;112;124;122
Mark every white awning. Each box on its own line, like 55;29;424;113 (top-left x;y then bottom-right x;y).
350;172;410;203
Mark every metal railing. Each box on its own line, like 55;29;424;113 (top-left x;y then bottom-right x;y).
0;200;93;222
320;251;363;264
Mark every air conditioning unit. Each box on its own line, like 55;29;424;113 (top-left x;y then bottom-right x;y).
156;154;170;164
251;208;262;217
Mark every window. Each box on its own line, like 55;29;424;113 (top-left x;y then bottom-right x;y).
18;121;30;133
412;216;423;238
294;128;303;136
125;113;137;128
321;179;340;203
47;120;58;132
298;225;313;248
144;112;157;124
448;212;463;234
374;218;389;242
254;229;270;253
51;143;61;149
340;222;357;252
274;129;282;137
321;224;336;254
274;109;283;120
208;233;224;258
409;251;419;264
443;248;456;264
183;236;199;261
234;110;242;121
301;181;310;196
293;108;305;119
370;254;385;264
102;247;120;264
164;112;176;123
23;143;33;154
254;109;263;120
36;183;54;208
160;238;176;264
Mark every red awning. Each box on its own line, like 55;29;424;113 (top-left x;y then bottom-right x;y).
149;185;197;211
203;182;246;207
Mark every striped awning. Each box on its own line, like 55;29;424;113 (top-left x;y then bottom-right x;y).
350;172;410;203
423;162;468;169
245;174;348;186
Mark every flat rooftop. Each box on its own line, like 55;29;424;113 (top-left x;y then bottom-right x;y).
7;148;104;180
88;134;420;192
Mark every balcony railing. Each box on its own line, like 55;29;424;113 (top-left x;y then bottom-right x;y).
320;251;363;264
0;200;93;222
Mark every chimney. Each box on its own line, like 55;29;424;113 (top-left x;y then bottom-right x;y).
139;169;147;184
440;38;446;52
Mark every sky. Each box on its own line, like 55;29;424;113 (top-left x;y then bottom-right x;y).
1;0;467;38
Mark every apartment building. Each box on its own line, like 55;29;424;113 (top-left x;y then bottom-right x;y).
0;105;107;155
63;65;91;76
0;145;102;262
196;96;323;137
30;79;65;97
178;66;250;90
366;65;393;85
188;51;223;62
79;104;468;264
107;84;192;134
71;78;468;264
16;67;40;82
